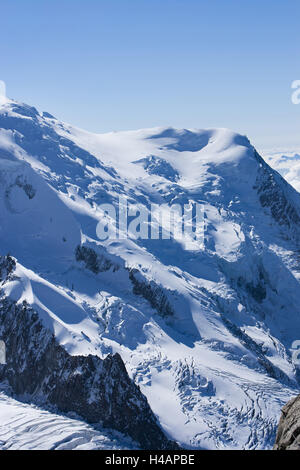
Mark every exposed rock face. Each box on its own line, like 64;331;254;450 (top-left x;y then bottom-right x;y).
221;315;293;386
0;256;178;450
129;269;174;318
274;395;300;449
254;150;300;233
75;245;119;274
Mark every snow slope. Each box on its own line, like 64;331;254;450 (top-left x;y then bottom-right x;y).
0;390;137;450
0;98;300;449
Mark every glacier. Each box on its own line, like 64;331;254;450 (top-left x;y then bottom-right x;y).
0;97;300;449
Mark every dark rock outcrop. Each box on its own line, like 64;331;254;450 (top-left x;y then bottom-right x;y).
0;256;178;450
129;269;174;318
254;150;300;233
75;245;119;274
221;315;293;385
274;395;300;449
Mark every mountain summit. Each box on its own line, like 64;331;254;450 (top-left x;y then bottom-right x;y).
0;98;300;449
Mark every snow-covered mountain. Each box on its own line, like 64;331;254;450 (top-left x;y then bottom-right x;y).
0;97;300;449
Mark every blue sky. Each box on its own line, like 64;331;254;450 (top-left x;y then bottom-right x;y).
1;0;299;149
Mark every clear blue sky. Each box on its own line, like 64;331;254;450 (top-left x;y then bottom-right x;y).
1;0;300;149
